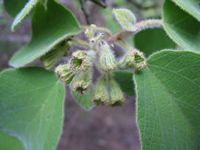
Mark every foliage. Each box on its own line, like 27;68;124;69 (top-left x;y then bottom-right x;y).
1;0;200;149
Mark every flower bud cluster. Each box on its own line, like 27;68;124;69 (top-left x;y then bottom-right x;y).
55;50;93;94
93;76;124;106
55;24;147;107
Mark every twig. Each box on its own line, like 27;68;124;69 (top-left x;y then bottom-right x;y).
90;0;107;8
81;25;112;36
79;0;91;25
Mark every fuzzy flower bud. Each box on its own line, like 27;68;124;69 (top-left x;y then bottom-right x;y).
93;77;110;105
120;49;146;71
41;41;69;69
70;69;92;94
55;64;75;84
134;51;147;71
98;40;117;72
70;50;92;71
85;24;96;39
108;78;124;106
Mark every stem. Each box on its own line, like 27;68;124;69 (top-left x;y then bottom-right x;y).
90;0;107;8
107;19;163;43
71;38;90;48
81;25;112;36
79;0;91;25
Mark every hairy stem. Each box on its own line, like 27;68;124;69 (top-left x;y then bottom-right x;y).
107;19;163;42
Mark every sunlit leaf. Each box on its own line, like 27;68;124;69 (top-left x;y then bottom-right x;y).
0;67;65;150
12;0;39;31
135;50;200;150
171;0;200;21
10;0;80;68
163;0;200;52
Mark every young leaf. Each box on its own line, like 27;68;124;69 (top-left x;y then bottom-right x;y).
3;0;27;17
134;50;200;150
112;8;136;32
12;0;39;31
71;87;95;111
171;0;200;21
163;0;200;52
0;67;65;150
134;28;176;56
9;0;80;68
113;71;134;96
101;8;120;33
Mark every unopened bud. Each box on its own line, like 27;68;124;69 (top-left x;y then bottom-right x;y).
108;78;124;106
98;40;117;72
41;41;69;69
85;24;96;39
93;77;109;105
120;49;146;71
134;51;147;71
70;50;92;71
70;69;92;94
55;64;75;84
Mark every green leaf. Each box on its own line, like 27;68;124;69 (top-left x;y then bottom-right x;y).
112;8;136;32
171;0;200;22
134;50;200;150
113;71;134;96
12;0;39;31
163;0;200;52
0;132;24;150
134;28;176;56
3;0;27;17
0;67;65;150
9;0;80;68
71;87;95;110
101;8;120;33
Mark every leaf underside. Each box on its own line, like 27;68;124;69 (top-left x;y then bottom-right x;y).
0;68;65;150
3;0;27;17
134;28;176;57
135;50;200;150
171;0;200;22
163;0;200;52
9;0;80;68
12;0;39;31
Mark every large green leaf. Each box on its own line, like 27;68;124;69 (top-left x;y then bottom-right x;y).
12;0;39;31
9;0;80;68
0;67;65;150
4;0;27;17
134;50;200;150
0;132;24;150
134;28;176;56
113;71;134;96
171;0;200;21
163;0;200;52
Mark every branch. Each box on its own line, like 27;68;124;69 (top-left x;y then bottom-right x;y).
79;0;91;25
90;0;107;8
